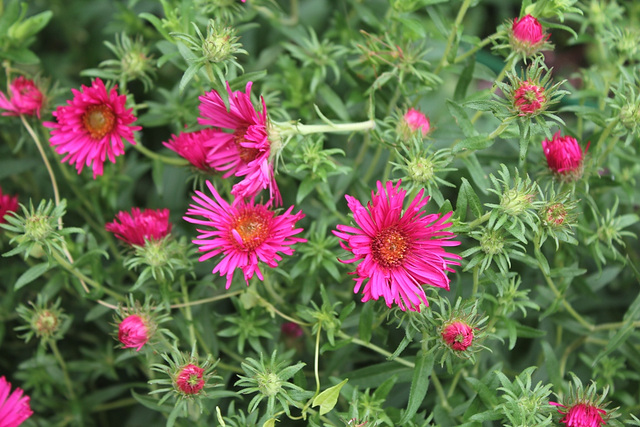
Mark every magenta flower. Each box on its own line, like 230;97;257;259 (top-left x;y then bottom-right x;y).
333;181;461;312
198;82;281;205
0;187;19;226
0;76;44;118
513;81;546;115
550;402;607;427
0;376;33;427
403;108;430;136
281;322;304;339
175;364;205;395
163;128;218;172
510;14;549;56
44;78;142;178
118;314;149;351
183;180;306;289
441;321;474;351
542;131;588;179
106;208;172;246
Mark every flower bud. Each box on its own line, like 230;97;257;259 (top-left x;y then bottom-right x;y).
480;229;504;256
281;322;303;339
0;186;19;226
401;108;431;137
105;208;172;247
118;314;150;351
513;81;546;115
16;297;69;344
175;363;206;395
619;102;639;132
441;321;474;351
509;14;550;57
543;202;567;227
163;128;218;172
551;403;606;427
541;131;588;181
407;157;435;184
257;372;282;397
24;213;54;242
202;20;242;63
32;309;60;338
0;76;45;118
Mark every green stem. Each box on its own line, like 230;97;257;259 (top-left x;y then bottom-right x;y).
454;31;504;64
337;331;415;368
471;266;480;296
180;277;196;347
255;294;311;326
49;340;76;400
362;144;383;184
132;142;190;166
170;290;243;309
313;326;322;396
434;0;473;74
471;55;516;124
447;369;463;398
51;251;124;302
488;121;509;139
467;211;491;229
594;118;620;166
286;119;376;136
431;372;452;412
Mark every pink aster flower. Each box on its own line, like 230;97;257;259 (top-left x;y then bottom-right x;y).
513;81;546;115
44;78;142;178
0;376;33;427
0;187;19;225
510;14;550;56
441;321;474;351
163;128;218;172
281;322;304;339
175;364;205;395
183;180;306;289
118;314;149;351
333;181;461;312
0;76;44;118
198;82;281;205
550;402;607;427
106;208;172;246
403;108;430;136
542;131;588;180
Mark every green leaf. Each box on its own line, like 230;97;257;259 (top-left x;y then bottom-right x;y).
458;178;483;220
312;378;348;415
454;59;476;102
296;176;316;204
318;84;350;121
398;351;434;424
0;47;39;64
0;0;21;36
541;341;561;389
8;10;52;40
179;63;202;94
15;262;50;290
358;301;374;344
446;99;477;138
452;135;493;154
152;158;164;196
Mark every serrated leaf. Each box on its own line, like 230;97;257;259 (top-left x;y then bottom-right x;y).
15;262;50;290
398;351;434;424
312;378;348;415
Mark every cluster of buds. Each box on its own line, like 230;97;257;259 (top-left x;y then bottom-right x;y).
15;296;70;345
0;76;46;118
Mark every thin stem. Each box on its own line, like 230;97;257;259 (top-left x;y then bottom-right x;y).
313;326;322;396
362;144;383;184
471;266;479;296
594;118;620;167
132;142;190;166
434;0;473;74
49;340;76;400
180;277;196;347
471;55;516;124
337;331;415;368
256;294;311;326
454;31;504;64
447;369;463;398
170;290;243;309
468;211;491;229
431;372;452;412
289;119;376;136
51;251;124;302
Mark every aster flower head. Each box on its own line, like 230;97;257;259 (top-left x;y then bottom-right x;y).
176;364;205;395
118;314;150;351
0;376;33;427
333;180;461;312
542;131;589;181
0;76;45;118
513;81;546;115
550;375;618;427
163;128;219;172
510;14;550;57
441;321;474;351
0;186;19;226
44;78;142;179
183;180;306;289
400;108;430;137
106;207;172;247
198;81;281;205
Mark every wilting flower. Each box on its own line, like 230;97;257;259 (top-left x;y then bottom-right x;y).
0;76;44;118
106;208;172;246
163;128;218;172
550;402;607;427
510;14;550;56
175;364;205;395
198;81;281;205
542;131;588;180
183;180;306;289
403;108;430;136
333;181;461;312
44;78;141;178
118;314;149;351
0;376;33;427
441;321;474;351
281;322;303;339
0;186;19;225
513;81;546;115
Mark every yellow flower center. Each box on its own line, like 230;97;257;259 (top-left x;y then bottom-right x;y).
231;209;270;250
371;225;409;268
82;105;115;140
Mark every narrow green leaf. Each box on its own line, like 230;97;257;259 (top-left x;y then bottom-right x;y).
541;341;562;389
318;84;350;121
459;178;483;219
452;135;493;154
454;58;476;101
358;300;374;344
15;262;50;290
296;176;316;204
179;63;202;93
398;351;434;424
446;99;477;138
312;378;348;415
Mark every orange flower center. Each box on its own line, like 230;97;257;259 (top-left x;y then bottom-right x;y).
82;105;115;140
231;209;270;250
233;127;260;163
371;225;409;268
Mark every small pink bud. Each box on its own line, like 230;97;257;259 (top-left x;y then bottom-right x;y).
442;321;474;351
281;322;303;339
542;131;588;180
550;402;607;427
512;14;545;45
0;77;44;118
545;203;567;227
175;364;205;395
118;315;149;351
403;108;430;136
513;81;546;115
0;186;19;226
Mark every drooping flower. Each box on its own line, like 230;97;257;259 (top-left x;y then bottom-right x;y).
403;108;431;136
0;187;19;225
0;376;33;427
550;402;607;427
510;14;550;56
441;321;474;351
333;181;461;312
44;78;142;178
0;76;44;118
513;81;546;115
118;314;149;351
183;180;306;289
106;208;172;246
163;128;218;172
198;82;281;205
542;131;588;180
175;364;205;395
